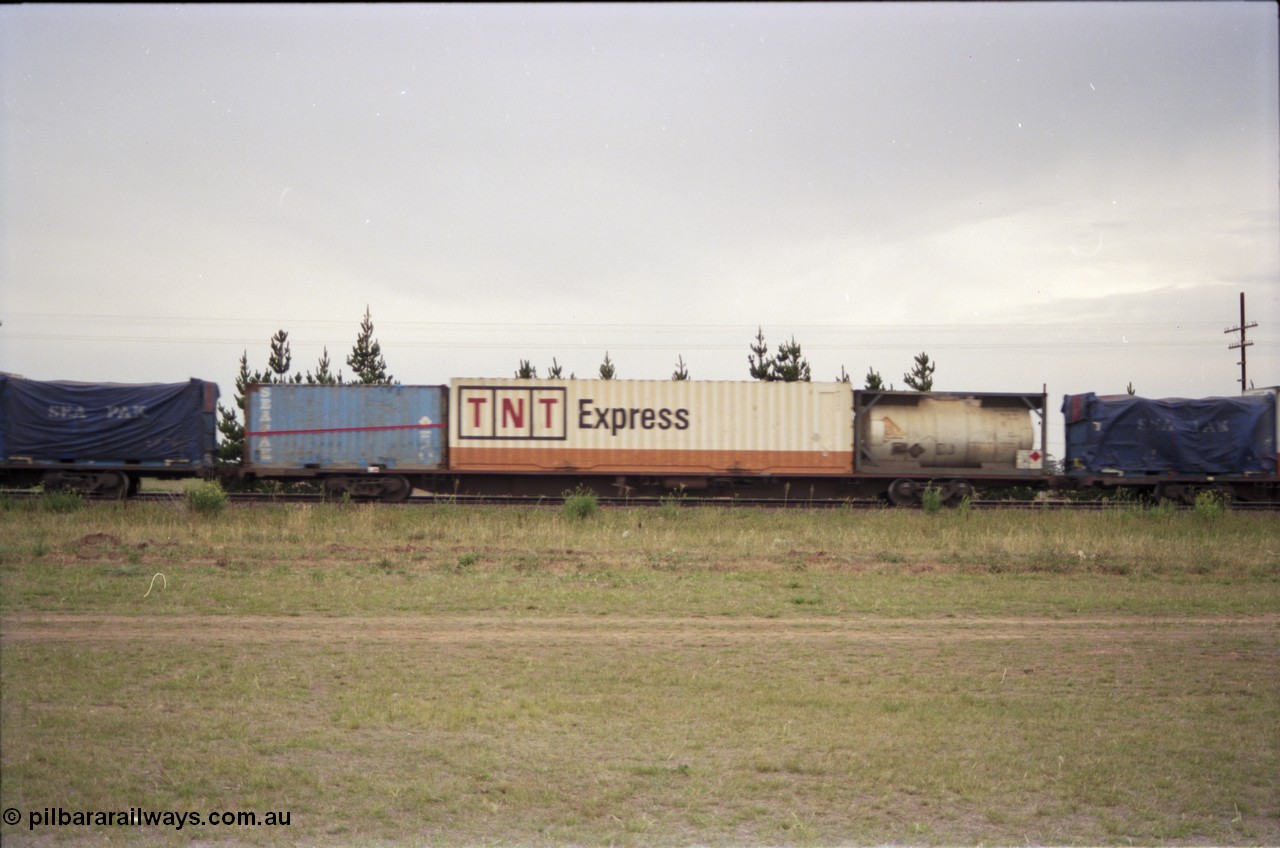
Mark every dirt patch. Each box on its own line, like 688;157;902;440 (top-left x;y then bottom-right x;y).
4;611;1276;647
75;532;121;547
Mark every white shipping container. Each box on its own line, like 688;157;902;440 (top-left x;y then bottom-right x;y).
449;379;854;476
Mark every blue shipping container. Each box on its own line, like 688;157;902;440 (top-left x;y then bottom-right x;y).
245;384;446;472
0;375;219;467
1062;392;1277;476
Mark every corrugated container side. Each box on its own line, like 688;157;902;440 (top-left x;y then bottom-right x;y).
448;379;853;475
246;385;446;472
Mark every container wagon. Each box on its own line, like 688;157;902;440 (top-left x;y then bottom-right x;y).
446;378;855;498
852;389;1051;505
1062;389;1278;503
0;375;219;498
241;383;447;501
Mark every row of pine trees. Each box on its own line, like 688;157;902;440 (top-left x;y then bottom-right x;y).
516;327;936;391
218;315;937;464
217;307;392;463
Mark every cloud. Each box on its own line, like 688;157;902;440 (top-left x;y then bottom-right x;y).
1;2;1275;404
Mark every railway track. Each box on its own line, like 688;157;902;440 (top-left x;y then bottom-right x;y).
7;489;1277;512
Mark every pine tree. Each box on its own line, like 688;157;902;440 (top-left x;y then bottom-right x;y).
672;355;690;381
772;336;811;382
267;330;293;384
217;351;261;465
598;352;616;380
1126;382;1136;396
748;327;773;381
546;358;564;379
864;368;885;391
515;360;537;379
347;306;393;384
903;351;935;392
307;347;341;385
302;348;337;386
837;366;851;384
216;404;244;464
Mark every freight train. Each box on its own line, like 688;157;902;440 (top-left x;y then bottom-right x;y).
2;373;1276;505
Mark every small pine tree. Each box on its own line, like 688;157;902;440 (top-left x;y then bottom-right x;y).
233;350;256;408
837;366;851;384
216;404;244;464
515;360;537;379
598;352;616;380
307;347;341;385
672;355;690;381
903;351;935;392
1126;382;1136;396
267;330;293;384
347;306;393;385
772;336;811;382
217;351;262;466
748;326;773;381
865;368;885;391
546;358;564;379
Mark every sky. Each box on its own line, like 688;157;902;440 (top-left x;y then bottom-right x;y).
2;2;1278;460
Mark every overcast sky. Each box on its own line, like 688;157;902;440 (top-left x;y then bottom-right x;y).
2;2;1277;456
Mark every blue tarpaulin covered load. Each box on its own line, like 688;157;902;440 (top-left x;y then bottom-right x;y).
1062;392;1277;476
0;375;219;467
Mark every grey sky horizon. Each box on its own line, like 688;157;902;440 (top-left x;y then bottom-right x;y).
2;2;1277;459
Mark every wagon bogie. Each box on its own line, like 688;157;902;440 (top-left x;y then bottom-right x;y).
41;469;132;500
321;473;414;503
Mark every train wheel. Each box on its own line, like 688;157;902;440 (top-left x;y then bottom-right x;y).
41;471;72;495
322;477;351;501
379;475;412;503
887;478;918;507
943;479;974;507
1181;484;1233;507
97;472;130;500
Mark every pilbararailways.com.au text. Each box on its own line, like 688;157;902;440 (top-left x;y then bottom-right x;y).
6;806;291;831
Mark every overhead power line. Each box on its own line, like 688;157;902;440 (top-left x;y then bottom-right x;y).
2;330;1264;352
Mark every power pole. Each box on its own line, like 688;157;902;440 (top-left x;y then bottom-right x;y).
1224;291;1257;394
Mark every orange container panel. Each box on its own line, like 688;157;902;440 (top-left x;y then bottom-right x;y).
448;379;854;476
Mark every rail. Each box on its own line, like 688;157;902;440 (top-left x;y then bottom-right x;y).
5;489;1276;512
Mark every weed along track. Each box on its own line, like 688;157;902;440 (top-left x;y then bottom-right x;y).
4;611;1279;646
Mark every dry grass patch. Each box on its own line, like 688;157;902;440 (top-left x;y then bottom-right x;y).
1;501;1278;846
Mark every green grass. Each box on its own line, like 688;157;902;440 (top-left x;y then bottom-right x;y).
1;502;1278;846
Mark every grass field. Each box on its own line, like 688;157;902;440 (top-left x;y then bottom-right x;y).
1;497;1277;846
